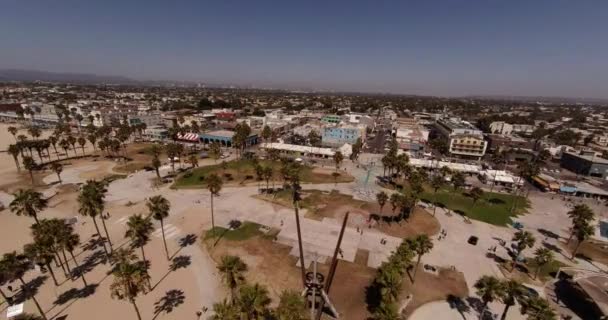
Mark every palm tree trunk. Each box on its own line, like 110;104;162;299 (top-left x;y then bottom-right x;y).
45;262;59;286
61;249;72;276
211;193;216;244
130;299;143;320
160;218;169;260
19;277;48;320
92;216;109;256
101;215;113;253
500;303;511;320
412;255;422;283
54;251;67;275
29;170;35;185
140;246;147;267
572;240;582;260
0;287;9;305
33;214;40;225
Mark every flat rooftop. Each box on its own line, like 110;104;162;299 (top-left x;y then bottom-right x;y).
202;130;235;138
564;152;608;164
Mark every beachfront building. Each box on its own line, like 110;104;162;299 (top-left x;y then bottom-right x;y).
260;142;335;159
560;151;608;179
142;126;168;141
393;117;429;154
435;118;488;160
321;125;364;147
200;130;259;147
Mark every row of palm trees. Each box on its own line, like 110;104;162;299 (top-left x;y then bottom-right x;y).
474;275;556;320
369;235;434;320
211;255;307;320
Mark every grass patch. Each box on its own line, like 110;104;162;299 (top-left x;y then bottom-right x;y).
173;159;354;188
526;258;568;282
204;221;263;241
419;187;528;226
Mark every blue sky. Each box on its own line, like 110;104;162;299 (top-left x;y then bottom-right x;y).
1;0;607;98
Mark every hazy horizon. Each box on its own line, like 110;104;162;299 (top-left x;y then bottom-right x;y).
1;1;608;99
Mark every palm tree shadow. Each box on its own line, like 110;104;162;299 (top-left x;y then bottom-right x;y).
152;289;185;320
447;294;470;320
152;255;191;290
11;275;48;304
53;284;98;305
170;234;198;259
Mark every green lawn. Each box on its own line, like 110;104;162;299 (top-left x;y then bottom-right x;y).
204;221;263;241
173;159;353;188
420;187;529;226
525;258;567;281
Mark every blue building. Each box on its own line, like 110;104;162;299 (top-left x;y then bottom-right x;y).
321;126;362;147
200;130;259;147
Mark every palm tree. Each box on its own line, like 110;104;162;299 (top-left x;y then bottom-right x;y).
110;260;151;320
210;299;240;320
333;151;344;172
474;275;503;319
571;223;594;260
376;191;388;218
430;174;444;216
275;290;306;320
411;235;433;283
87;134;98;152
77;136;86;155
532;248;554;280
499;280;524;320
206;173;223;243
59;138;70;158
566;204;595;243
23;242;59;286
30;219;68;277
261;166;273;191
22;155;37;184
372;301;400;320
375;266;402;303
8;144;21;171
125;214;154;271
0;252;48;320
188;154;199;168
67;135;77;155
8;126;18;141
452;171;466;191
51;162;63;184
77;181;106;245
165;143;179;173
147;196;171;260
48;135;58;159
217;255;247;302
10;189;48;224
57;225;87;286
520;296;556;320
238;283;272;319
511;230;536;271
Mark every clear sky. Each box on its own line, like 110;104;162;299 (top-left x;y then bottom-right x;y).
1;0;607;98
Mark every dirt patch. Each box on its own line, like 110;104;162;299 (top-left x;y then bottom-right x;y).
370;206;441;238
402;267;469;317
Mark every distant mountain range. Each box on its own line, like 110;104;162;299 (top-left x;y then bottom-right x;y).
0;69;138;85
1;69;607;104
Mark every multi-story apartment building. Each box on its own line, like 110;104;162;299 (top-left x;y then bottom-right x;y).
393;117;429;155
321;125;364;147
435;118;487;160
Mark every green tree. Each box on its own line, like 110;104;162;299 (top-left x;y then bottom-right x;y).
8;144;21;171
275;290;306;320
571;223;594;260
51;162;63;184
23;242;59;286
238;283;272;319
22;155;37;184
188;154;199;168
209;141;222;163
452;171;466;191
372;301;399;320
333;151;344;172
206;173;223;243
532;248;554;280
125;214;154;273
376;191;388;216
218;255;248;302
210;299;240;320
499;280;524;320
520;296;556;320
0;252;48;320
411;235;433;283
566;204;595;243
9;189;48;224
474;275;503;319
78;180;110;254
147;195;171;260
511;230;536;271
110;259;151;320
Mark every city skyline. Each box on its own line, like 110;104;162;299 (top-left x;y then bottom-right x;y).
1;0;608;99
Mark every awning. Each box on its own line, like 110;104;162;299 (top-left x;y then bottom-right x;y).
532;176;549;188
177;133;199;142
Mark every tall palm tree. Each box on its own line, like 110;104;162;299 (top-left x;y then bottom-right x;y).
30;219;68;277
566;204;595;243
51;162;63;184
210;299;240;320
9;189;48;224
376;191;388;218
22;155;37;184
217;255;247;302
411;235;433;283
333;151;344;172
275;290;307;320
206;173;223;243
372;301;400;320
48;135;59;159
23;242;59;286
57;224;87;286
188;154;199;168
532;248;554;280
125;214;154;271
0;252;48;320
375;266;402;303
77;136;86;155
430;174;444;216
238;283;272;319
8;126;18;141
77;181;108;252
147;196;171;260
571;223;594;260
110;260;150;320
511;230;536;271
499;280;524;320
151;154;162;180
8;144;21;171
474;275;503;319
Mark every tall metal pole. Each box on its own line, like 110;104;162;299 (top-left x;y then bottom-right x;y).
315;211;349;320
294;187;307;287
